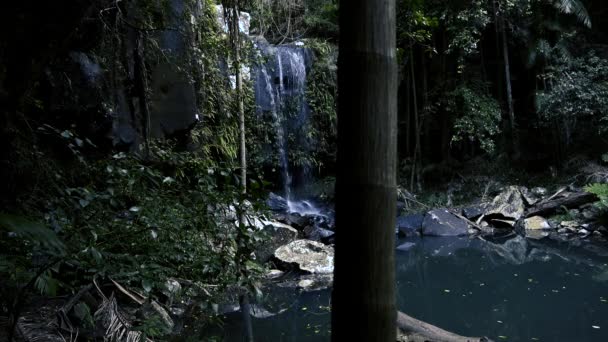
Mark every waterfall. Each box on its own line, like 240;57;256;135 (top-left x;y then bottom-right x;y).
254;41;321;215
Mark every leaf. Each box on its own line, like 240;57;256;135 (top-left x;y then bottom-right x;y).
79;199;90;208
35;271;59;296
74;302;95;328
0;213;65;254
89;247;103;264
142;279;153;293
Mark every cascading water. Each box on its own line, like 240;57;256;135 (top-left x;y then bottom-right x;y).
254;41;323;216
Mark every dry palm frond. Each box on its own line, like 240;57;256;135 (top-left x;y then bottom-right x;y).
93;294;152;342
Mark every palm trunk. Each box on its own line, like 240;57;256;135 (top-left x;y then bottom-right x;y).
332;0;397;340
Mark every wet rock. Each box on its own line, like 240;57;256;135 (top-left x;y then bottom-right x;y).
579;229;590;235
521;187;541;206
274;240;334;274
421;209;470;236
281;213;311;229
396;213;424;236
461;204;488;220
525;230;550;240
267;193;288;212
256;221;298;262
303;226;335;242
266;269;285;279
560;221;580;229
531;187;548;197
523;216;552;230
486;186;526;223
396;242;416;251
297;274;333;291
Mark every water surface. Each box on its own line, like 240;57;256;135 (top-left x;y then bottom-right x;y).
196;236;608;341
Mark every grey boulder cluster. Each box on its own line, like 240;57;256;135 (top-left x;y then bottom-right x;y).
397;185;606;241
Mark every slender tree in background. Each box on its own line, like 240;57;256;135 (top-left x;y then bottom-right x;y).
332;0;398;340
225;2;253;341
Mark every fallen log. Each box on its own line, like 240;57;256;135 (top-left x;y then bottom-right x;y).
397;311;492;342
525;192;598;218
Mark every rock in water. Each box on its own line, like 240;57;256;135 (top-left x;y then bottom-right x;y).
396;213;424;236
523;216;552;230
256;221;298;262
486;186;526;224
421;209;470;236
274;240;334;274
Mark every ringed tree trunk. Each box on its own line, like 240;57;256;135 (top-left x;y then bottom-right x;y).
332;0;398;340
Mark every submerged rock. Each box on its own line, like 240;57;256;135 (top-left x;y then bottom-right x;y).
396;241;416;251
420;209;470;236
274;240;334;274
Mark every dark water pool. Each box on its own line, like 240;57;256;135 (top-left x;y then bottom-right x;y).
194;236;608;342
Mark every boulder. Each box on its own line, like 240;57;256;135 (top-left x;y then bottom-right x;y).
274;240;334;274
256;221;298;262
461;204;488;220
521;187;541;206
303;226;335;242
267;193;288;212
282;213;312;229
523;216;552;230
420;209;470;236
485;186;526;224
396;213;424;236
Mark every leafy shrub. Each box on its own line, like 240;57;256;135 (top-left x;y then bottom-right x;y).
585;183;608;212
446;84;502;154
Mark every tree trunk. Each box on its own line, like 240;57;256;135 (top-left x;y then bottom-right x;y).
500;15;517;158
134;31;151;156
410;47;420;193
227;3;253;341
332;0;397;341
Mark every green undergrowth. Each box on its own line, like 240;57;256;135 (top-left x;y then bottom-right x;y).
0;127;269;338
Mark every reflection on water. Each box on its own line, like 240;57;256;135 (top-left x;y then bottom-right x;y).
190;236;608;342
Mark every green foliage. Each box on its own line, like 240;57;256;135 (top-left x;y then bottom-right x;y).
250;0;338;42
536;51;608;133
585;183;608;211
305;39;338;168
446;84;502;154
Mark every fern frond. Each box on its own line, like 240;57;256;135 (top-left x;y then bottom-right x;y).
549;0;591;28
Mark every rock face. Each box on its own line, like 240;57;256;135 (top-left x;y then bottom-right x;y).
421;209;470;236
257;221;298;262
523;216;552;230
486;186;526;224
274;240;334;274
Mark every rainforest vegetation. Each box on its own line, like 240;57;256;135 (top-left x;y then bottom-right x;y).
1;0;608;341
